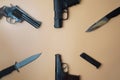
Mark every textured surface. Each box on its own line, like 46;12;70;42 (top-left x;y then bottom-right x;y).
0;0;120;80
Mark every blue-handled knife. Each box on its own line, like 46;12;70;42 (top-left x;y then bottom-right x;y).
86;7;120;32
0;53;41;78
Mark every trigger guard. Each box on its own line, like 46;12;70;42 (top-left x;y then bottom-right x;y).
63;9;69;20
62;63;69;73
6;17;17;24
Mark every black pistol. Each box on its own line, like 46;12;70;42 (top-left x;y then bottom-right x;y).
0;4;41;29
55;54;80;80
54;0;80;28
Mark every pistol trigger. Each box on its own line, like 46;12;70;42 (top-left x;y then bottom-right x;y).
10;4;14;7
63;9;69;20
6;17;16;24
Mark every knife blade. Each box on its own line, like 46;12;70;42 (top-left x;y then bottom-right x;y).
86;7;120;32
0;53;41;78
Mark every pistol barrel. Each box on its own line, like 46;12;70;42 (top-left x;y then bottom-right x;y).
22;14;41;28
54;0;63;28
55;54;63;80
14;6;41;28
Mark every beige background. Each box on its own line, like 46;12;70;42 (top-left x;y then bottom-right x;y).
0;0;120;80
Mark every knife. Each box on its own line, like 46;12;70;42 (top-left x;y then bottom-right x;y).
86;7;120;32
0;53;41;78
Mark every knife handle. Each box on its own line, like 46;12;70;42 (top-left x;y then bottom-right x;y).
0;65;16;78
106;7;120;19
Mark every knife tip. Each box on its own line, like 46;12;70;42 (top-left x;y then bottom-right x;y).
38;53;42;56
86;29;92;32
35;53;42;58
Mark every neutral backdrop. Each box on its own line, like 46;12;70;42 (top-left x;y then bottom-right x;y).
0;0;120;80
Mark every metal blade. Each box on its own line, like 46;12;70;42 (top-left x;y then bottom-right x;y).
86;17;109;32
15;53;41;69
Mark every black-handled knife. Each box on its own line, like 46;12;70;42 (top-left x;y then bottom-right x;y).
0;65;16;78
86;7;120;32
0;53;41;78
